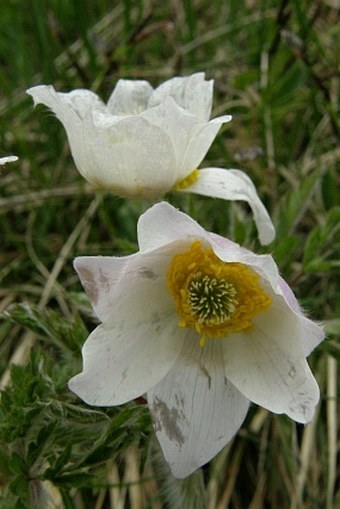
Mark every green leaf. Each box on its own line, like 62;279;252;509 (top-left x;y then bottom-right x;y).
274;170;322;239
53;472;93;488
271;235;301;268
321;339;340;361
43;445;72;478
267;61;307;109
324;319;340;337
9;474;29;501
9;454;26;475
27;422;58;466
2;303;88;352
303;207;340;272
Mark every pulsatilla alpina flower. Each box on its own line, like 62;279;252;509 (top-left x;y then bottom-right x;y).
27;73;274;245
69;202;323;479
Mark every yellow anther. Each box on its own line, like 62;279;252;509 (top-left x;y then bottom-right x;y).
172;169;200;190
167;241;272;346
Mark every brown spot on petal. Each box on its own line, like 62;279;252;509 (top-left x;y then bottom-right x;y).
151;397;185;446
98;268;111;293
199;362;212;389
139;267;158;280
287;361;297;380
77;267;99;305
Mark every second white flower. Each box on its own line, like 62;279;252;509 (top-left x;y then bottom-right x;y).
27;73;275;244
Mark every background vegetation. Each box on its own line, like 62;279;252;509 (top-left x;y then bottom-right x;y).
0;0;339;508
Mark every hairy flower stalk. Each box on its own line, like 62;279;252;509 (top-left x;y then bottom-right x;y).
68;202;324;479
27;73;275;244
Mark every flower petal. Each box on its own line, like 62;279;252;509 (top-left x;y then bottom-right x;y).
107;79;154;115
137;201;263;261
208;231;280;287
83;111;177;195
27;85;104;123
137;203;279;297
181;116;231;176
69;279;184;406
208;234;323;360
148;72;213;121
27;85;176;196
0;156;18;165
178;167;275;245
148;338;249;478
223;306;320;423
278;277;324;356
143;98;231;180
27;85;103;182
142;98;203;179
74;242;182;322
137;202;210;253
73;254;137;322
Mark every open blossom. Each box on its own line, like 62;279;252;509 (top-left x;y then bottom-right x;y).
27;73;274;245
69;202;323;479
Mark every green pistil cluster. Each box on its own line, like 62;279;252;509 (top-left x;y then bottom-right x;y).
188;273;238;325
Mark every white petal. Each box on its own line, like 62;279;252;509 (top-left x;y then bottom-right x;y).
251;297;317;359
82;112;177;195
59;89;105;119
209;234;320;348
107;79;154;115
137;202;278;293
27;85;104;122
181;116;231;176
69;279;184;406
137;202;210;253
148;338;249;478
116;200;275;296
143;98;230;180
0;155;18;165
27;85;80;128
278;277;324;356
142;98;203;178
148;72;213;121
208;232;280;289
74;242;180;322
73;254;137;322
27;85;102;182
27;85;177;196
178;167;275;245
223;307;320;423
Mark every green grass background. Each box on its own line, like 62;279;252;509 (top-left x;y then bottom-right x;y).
0;0;339;508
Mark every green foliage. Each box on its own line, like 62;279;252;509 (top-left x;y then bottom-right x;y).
303;207;340;272
0;352;150;507
2;302;88;353
322;320;340;361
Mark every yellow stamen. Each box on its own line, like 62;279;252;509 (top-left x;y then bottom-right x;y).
172;169;200;190
167;241;272;346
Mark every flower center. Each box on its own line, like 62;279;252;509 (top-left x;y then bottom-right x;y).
172;169;200;190
167;241;272;346
188;274;238;324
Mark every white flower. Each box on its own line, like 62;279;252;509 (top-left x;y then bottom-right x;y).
0;155;18;165
69;202;323;479
27;73;275;245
